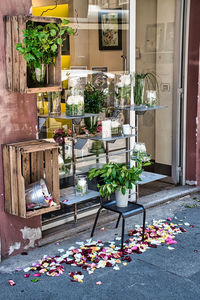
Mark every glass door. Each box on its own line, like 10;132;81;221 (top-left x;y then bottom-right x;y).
135;0;185;189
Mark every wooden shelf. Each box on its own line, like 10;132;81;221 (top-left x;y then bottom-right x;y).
26;204;60;218
60;187;99;206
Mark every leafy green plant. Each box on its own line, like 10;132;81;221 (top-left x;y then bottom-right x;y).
88;160;150;199
134;72;159;105
84;83;106;133
16;19;74;69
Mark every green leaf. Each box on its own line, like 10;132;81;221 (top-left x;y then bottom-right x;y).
51;44;57;52
57;38;63;45
67;27;74;35
62;19;70;25
50;29;57;37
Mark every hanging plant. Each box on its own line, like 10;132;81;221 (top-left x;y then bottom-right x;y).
15;19;74;86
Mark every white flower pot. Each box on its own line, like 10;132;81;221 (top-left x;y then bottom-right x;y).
115;190;129;208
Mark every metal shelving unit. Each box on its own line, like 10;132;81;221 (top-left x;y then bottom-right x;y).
38;105;167;220
38;113;134;221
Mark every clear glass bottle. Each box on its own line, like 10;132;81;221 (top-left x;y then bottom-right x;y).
115;73;132;107
146;90;157;106
37;93;44;115
65;76;84;116
75;175;88;196
48;91;61;115
111;118;122;136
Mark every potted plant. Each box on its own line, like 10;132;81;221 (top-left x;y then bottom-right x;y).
84;82;106;133
134;72;159;106
16;19;74;87
88;160;150;207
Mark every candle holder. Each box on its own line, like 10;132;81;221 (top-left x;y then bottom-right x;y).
75;175;88;196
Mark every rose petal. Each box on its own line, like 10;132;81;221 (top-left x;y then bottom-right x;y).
8;280;15;286
96;281;102;285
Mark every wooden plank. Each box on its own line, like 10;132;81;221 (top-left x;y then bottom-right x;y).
22;153;30;186
18;16;27;93
30;152;37;182
9;147;18;215
44;150;53;194
36;151;44;180
47;64;55;85
16;149;26;217
25;15;61;24
55;45;61;85
22;142;58;153
11;16;20;91
52;148;60;204
26;204;60;218
2;146;12;214
26;85;62;94
5;16;13;91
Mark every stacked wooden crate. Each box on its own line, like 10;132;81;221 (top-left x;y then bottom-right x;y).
2;140;60;218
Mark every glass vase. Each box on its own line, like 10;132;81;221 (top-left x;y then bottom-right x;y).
75;175;88;196
134;77;145;106
115;73;132;107
48;91;61;115
37;93;45;115
65;76;84;116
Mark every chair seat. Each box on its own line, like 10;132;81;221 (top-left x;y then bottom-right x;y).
102;200;144;218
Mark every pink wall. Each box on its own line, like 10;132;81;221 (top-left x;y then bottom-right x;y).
0;1;41;259
186;0;200;184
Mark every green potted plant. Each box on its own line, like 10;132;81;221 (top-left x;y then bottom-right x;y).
84;82;106;133
16;19;74;87
88;160;150;207
134;72;159;106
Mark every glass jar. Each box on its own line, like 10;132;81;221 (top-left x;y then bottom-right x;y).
75;175;88;196
48;91;61;115
37;93;44;115
115;73;132;107
65;76;84;116
134;77;145;106
146;90;157;106
111;118;122;136
132;142;147;158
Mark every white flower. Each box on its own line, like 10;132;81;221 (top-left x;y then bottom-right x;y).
120;74;131;86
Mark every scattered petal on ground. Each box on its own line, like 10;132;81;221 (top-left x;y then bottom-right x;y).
20;218;189;284
31;278;39;283
168;246;175;250
100;227;105;231
96;281;102;285
58;249;65;253
184;222;190;226
8;280;15;286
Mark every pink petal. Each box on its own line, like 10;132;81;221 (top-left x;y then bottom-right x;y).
8;280;16;286
33;273;41;277
96;281;102;285
24;274;30;278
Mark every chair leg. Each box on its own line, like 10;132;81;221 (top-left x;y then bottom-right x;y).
121;217;125;250
90;207;102;238
116;214;121;228
142;209;146;241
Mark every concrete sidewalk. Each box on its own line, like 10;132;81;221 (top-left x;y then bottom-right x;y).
0;190;200;299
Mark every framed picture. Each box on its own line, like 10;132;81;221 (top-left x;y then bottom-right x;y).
91;67;108;89
98;9;122;51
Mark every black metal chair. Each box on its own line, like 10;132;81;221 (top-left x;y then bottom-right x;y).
91;199;146;250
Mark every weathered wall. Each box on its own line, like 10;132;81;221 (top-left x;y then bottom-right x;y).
0;0;41;259
186;0;200;184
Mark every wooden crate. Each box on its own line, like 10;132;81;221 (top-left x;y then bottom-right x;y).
4;15;62;94
2;140;60;218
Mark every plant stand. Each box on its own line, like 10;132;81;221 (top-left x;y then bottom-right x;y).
90;200;146;250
